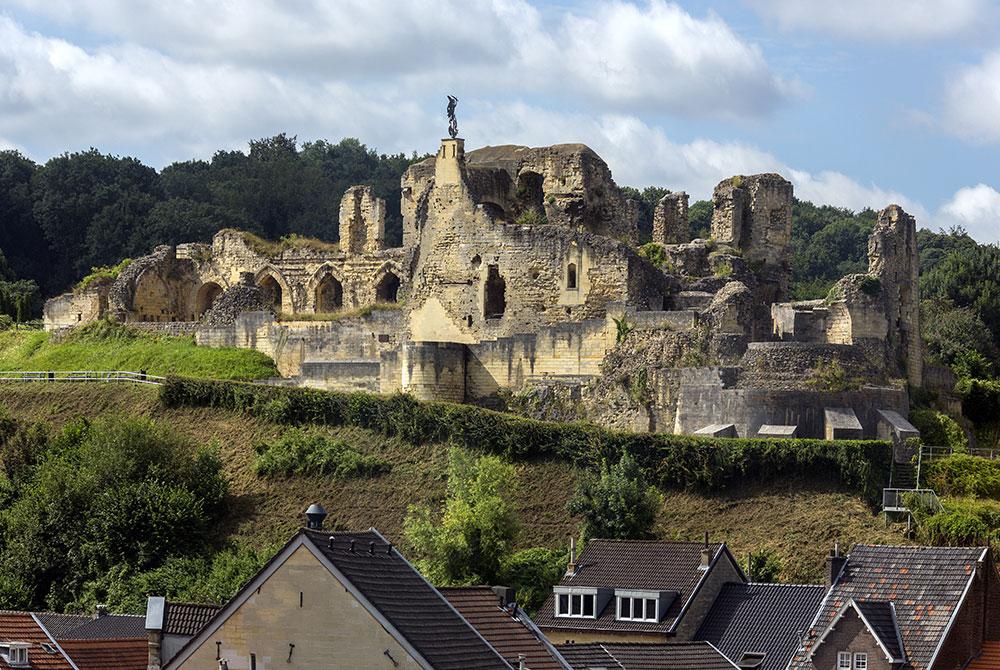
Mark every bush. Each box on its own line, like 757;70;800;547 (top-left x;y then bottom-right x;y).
569;453;661;540
638;243;668;268
405;449;519;585
910;408;968;451
497;547;567;614
515;210;547;226
162;377;893;505
958;378;1000;425
744;548;782;583
923;454;1000;499
911;497;1000;547
74;259;132;293
0;315;12;331
253;429;390;478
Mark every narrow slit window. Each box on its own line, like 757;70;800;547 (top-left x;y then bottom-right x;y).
567;263;577;289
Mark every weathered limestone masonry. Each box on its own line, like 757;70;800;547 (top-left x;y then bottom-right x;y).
43;130;926;441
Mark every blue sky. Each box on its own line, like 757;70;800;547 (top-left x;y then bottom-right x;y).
1;0;998;241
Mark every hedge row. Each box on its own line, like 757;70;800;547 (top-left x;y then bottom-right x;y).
160;376;892;505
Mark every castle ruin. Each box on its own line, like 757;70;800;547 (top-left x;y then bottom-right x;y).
44;132;923;443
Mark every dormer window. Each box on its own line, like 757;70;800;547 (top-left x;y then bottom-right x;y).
554;587;597;618
616;593;658;622
738;652;766;669
2;642;29;667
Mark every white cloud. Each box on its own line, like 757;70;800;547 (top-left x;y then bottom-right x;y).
4;0;792;118
934;184;1000;243
745;0;988;40
943;50;1000;144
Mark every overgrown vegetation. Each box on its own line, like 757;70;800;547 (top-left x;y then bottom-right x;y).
569;453;661;541
0;413;236;612
0;320;277;380
909;408;968;451
515;210;548;226
638;242;668;268
161;377;893;505
253;428;390;478
810;360;857;393
224;230;339;256
74;258;132;293
923;454;1000;498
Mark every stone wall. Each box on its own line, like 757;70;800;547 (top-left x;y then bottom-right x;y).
42;285;108;331
652;191;690;244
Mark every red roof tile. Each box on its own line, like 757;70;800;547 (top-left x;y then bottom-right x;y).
60;638;148;670
0;611;73;669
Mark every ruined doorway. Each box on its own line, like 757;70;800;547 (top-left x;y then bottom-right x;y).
195;282;223;318
515;171;544;218
315;275;343;312
259;275;282;312
484;265;506;319
375;272;400;303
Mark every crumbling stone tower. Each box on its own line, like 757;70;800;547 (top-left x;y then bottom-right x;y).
339;185;386;255
652;191;689;244
711;173;794;337
868;204;922;387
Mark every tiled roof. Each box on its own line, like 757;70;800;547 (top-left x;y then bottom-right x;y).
968;642;1000;670
59;637;148;670
304;529;511;669
557;642;738;670
791;545;986;670
535;540;731;634
0;611;73;669
695;582;826;670
36;612;146;640
855;600;903;661
162;602;220;636
441;587;567;670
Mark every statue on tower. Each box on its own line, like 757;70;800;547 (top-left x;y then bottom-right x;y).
446;95;459;139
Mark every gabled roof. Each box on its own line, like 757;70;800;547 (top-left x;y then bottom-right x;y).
811;600;904;664
695;582;826;670
162;602;219;636
0;611;74;669
556;641;739;670
791;545;987;670
58;638;147;670
167;528;512;670
36;612;145;640
441;587;569;670
535;540;744;634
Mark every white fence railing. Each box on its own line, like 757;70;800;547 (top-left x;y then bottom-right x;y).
0;371;166;385
882;488;942;514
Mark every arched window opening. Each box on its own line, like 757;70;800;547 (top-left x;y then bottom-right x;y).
259;275;282;312
484;265;506;319
195;282;224;318
315;275;343;312
376;273;400;303
567;263;578;290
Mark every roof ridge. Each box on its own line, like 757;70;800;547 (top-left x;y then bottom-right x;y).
744;582;826;588
588;538;723;545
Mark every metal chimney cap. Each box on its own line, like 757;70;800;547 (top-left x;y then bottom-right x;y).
305;503;328;530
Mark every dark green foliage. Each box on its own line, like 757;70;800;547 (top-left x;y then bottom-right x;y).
744;548;782;583
620;187;670;243
958;378;1000;425
790;200;875;300
569;453;661;540
910;497;1000;547
923;454;1000;498
909;408;968;451
497;547;567;614
688;200;713;239
253;428;390;478
0;415;229;611
922;299;997;377
637;242;668;268
161;377;893;505
922;243;1000;357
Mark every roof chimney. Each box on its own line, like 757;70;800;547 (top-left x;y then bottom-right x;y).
491;586;516;607
700;532;712;569
305;503;327;530
518;654;527;670
826;541;847;587
565;537;577;577
93;604;107;619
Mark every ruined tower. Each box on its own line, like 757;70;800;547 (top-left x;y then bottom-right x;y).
339;185;386;255
652;191;690;244
868;204;922;387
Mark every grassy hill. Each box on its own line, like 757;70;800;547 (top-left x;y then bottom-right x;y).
0;322;276;380
0;381;906;583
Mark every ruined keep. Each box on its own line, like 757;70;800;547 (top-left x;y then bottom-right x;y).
44;130;924;444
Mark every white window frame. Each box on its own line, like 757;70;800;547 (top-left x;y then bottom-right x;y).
837;652;852;670
853;653;868;670
553;587;598;619
614;590;660;622
8;643;28;666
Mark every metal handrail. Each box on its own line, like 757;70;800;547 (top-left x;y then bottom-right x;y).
0;370;166;385
882;487;942;514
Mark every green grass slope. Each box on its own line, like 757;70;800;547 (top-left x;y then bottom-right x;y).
0;382;907;583
0;322;276;380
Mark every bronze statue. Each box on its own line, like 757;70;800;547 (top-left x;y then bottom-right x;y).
447;95;459;139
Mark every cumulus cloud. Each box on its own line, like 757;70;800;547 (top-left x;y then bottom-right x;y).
4;0;792;118
934;184;1000;243
942;50;1000;144
744;0;989;40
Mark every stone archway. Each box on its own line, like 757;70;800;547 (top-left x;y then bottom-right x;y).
258;275;283;312
375;272;401;303
315;274;344;312
194;282;224;318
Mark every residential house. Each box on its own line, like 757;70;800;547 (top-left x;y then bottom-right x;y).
534;538;745;644
0;609;146;670
556;641;738;669
164;521;513;669
790;545;1000;670
695;582;826;670
441;586;571;670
